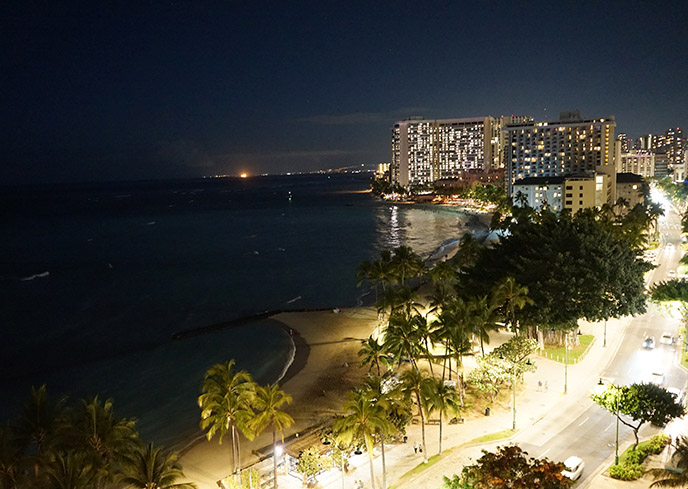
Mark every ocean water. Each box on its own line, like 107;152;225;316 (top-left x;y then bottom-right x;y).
0;173;484;446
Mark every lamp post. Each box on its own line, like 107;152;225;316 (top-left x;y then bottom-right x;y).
614;385;620;465
564;332;570;395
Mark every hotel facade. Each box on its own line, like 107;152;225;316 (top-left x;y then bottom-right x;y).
391;117;500;187
504;112;616;196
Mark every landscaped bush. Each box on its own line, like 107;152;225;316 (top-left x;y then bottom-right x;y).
646;433;670;454
609;433;671;480
609;463;644;480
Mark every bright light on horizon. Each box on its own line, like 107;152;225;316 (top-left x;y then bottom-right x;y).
240;172;248;178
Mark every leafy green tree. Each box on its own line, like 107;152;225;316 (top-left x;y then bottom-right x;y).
468;356;511;403
591;383;686;450
248;384;294;489
198;361;256;477
423;378;460;455
651;279;688;320
295;446;331;486
648;435;688;487
443;445;573;489
465;208;650;334
119;442;197;489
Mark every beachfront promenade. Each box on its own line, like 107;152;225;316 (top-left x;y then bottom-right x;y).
179;306;681;489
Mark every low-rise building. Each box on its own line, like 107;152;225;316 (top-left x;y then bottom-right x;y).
616;173;646;208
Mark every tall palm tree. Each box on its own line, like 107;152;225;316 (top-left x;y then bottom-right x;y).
248;384;294;489
390;246;424;285
467;295;500;356
376;285;422;320
119;442;197;489
15;385;66;476
400;369;432;463
65;396;139;487
0;424;26;489
198;361;256;477
382;313;424;371
648;435;688;487
357;376;405;489
358;336;389;376
423;379;460;455
42;450;96;489
491;277;533;335
333;390;392;489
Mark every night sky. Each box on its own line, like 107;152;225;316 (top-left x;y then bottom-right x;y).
2;1;687;184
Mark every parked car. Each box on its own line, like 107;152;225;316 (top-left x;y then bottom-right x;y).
667;387;684;405
562;456;584;481
668;270;677;278
661;332;673;345
650;372;665;386
642;336;656;349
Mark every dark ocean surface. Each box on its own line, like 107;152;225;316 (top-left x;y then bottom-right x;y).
0;173;484;446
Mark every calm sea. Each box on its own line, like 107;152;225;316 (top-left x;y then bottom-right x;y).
0;173;484;446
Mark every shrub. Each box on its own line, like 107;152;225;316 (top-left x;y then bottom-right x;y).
609;463;644;480
625;448;647;465
647;433;670;454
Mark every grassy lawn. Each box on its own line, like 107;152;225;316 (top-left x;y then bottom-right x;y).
541;334;594;364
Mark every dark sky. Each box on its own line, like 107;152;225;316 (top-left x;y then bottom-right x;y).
2;1;687;184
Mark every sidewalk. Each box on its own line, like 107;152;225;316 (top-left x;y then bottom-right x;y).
269;315;635;489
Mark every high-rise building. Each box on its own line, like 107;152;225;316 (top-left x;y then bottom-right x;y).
655;127;684;168
615;144;655;178
504;112;616;195
617;133;629;153
391;117;500;187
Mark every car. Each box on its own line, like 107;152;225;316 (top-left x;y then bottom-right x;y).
562;456;584;481
661;332;673;345
668;270;677;278
643;336;656;349
650;372;665;386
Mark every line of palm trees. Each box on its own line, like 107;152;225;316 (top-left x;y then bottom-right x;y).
332;244;533;489
198;360;294;489
0;385;194;489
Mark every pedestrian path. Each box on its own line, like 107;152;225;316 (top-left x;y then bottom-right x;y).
267;315;636;489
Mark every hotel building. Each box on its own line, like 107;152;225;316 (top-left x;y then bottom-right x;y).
391;117;501;187
512;171;614;213
615;146;655;178
504;112;616;196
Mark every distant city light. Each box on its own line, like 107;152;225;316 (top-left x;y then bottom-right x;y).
240;172;248;178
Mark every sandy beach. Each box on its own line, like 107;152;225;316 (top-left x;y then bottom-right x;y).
179;307;381;489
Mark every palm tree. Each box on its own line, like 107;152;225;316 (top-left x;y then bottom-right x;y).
423;379;460;455
15;385;66;476
358;336;389;376
198;361;256;477
467;295;500;356
334;390;393;489
65;396;139;487
491;277;533;335
357;376;405;489
400;369;432;463
390;246;424;285
119;443;197;489
376;285;422;320
0;424;26;489
357;251;396;302
248;384;294;489
382;313;424;371
43;450;96;489
648;435;688;487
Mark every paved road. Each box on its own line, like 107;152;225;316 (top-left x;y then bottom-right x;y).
516;204;687;487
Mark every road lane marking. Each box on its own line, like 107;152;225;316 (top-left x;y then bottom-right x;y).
539;448;550;458
605;422;613;432
578;417;589;426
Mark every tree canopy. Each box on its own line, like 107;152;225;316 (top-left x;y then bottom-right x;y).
591;383;686;449
443;445;573;489
464;208;651;330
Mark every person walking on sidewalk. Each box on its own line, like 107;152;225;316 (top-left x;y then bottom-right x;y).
413;442;418;454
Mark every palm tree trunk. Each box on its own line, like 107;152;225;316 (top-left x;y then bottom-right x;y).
416;392;428;463
231;424;238;478
438;412;443;455
272;430;278;489
424;338;434;376
366;437;376;489
380;437;387;489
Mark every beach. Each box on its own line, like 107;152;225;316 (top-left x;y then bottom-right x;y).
178;307;381;488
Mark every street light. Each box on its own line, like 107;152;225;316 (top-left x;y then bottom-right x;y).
595;379;620;465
